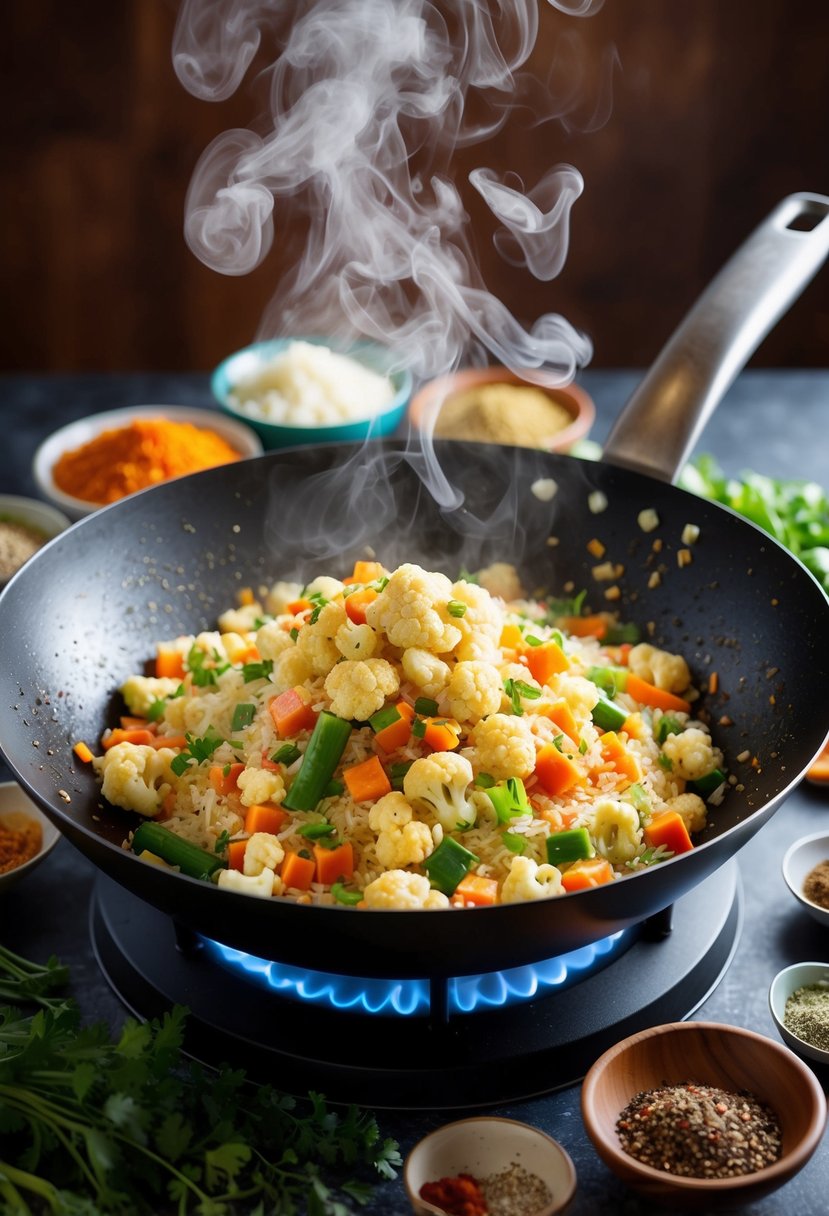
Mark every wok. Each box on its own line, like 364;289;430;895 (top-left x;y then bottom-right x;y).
2;194;829;979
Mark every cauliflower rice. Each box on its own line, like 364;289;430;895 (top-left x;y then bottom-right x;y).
89;560;726;909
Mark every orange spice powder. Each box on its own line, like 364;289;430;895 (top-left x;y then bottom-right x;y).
52;417;242;505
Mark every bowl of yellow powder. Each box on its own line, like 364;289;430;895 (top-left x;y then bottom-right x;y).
409;366;595;452
33;405;264;520
0;782;61;893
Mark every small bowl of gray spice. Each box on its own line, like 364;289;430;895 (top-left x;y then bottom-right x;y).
770;961;829;1066
0;495;71;589
782;831;829;929
581;1020;826;1209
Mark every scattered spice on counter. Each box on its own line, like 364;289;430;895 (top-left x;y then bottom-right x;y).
52;417;241;504
434;383;573;448
419;1173;487;1215
616;1081;782;1179
0;813;42;874
803;859;829;908
0;519;45;580
481;1162;553;1215
783;981;829;1050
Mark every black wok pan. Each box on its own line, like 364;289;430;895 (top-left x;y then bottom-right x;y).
1;195;828;979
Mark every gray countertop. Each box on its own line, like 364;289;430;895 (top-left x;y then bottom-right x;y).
1;369;828;1214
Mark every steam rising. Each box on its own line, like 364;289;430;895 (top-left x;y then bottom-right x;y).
173;0;610;561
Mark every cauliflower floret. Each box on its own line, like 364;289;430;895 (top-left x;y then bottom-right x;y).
403;753;476;831
401;648;451;698
447;661;503;723
361;869;449;909
470;714;536;781
628;643;690;694
217;867;280;898
244;831;285;875
501;855;564;903
324;658;399;721
255;619;294;661
666;792;708;834
546;673;600;728
368;792;434;868
272;647;314;694
119;675;182;718
236;767;286;807
365;564;462;653
475;562;525;603
304;575;346;600
661;727;717;781
296;601;348;676
94;742;176;818
335;620;379;661
265;580;303;615
449;580;504;662
591;797;642;864
218;602;263;634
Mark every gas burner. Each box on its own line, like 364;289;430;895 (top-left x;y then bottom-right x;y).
90;863;741;1109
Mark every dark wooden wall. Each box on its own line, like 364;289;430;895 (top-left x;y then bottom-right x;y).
4;0;829;373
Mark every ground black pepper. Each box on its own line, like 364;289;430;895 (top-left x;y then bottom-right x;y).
616;1081;782;1179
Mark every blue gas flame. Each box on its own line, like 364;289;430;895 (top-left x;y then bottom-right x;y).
202;929;632;1017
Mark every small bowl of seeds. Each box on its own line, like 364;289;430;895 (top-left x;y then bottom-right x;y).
782;831;829;929
581;1021;826;1209
0;495;71;589
403;1116;576;1215
769;961;829;1067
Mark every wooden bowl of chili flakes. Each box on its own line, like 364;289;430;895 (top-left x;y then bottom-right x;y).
0;782;60;892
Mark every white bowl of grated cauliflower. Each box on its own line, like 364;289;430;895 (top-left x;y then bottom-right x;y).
211;337;412;449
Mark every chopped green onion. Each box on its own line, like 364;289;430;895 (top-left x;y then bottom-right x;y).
272;743;302;766
242;659;274;683
331;882;363;906
423;837;479;895
297;822;337;839
626;782;651;813
475;772;496;789
546;827;595;865
390;760;414;790
213;829;231;854
323;780;345;798
447;600;467;618
231;703;256;732
486;776;531;825
545;589;587;620
289;627;299;642
656;714;684;743
504;678;542;716
603;621;641;645
658;753;674;771
414;696;439;717
132;822;226;880
502;831;527;854
591;693;628;733
457;567;479;584
524;634;543;647
147;698;167;722
412;718;427;739
369;704;402;733
688;767;726;797
578;738;588;755
586;665;627;698
282;711;352;812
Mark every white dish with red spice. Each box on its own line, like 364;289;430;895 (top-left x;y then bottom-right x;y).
403;1116;577;1215
0;782;61;892
32;404;263;520
782;831;829;929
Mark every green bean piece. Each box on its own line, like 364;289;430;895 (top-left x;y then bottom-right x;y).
131;821;227;880
282;711;353;812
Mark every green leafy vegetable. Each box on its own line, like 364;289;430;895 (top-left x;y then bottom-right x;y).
170;725;225;776
0;945;400;1214
230;702;256;732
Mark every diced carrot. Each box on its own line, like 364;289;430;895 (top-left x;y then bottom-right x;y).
269;687;318;738
286;598;313;615
73;741;94;763
208;762;246;795
313;841;354;886
150;734;189;751
644;810;694;855
538;698;579;742
625;673;692;714
227;840;248;872
155;646;185;679
120;715;152;731
423;717;461;752
806;742;829;785
374;701;415;753
534;744;585;797
281;850;316;891
597;731;642;785
343;755;392;803
239;586;255;606
500;623;524;649
344;586;379;625
351;560;384;583
557;614;608;639
244;803;289;835
451;874;499;907
708;671;719;694
525;640;569;685
159;791;177;820
561;857;614;891
102;728;156;750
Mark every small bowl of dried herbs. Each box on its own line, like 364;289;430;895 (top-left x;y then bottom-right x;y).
769;961;829;1067
0;494;70;588
782;831;829;929
581;1020;826;1209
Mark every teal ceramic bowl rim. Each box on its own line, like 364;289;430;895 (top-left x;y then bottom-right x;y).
211;337;413;448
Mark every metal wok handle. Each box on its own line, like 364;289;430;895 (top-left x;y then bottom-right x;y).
602;192;829;482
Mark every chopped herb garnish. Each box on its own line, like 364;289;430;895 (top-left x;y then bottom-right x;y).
297;822;337;840
524;634;543;647
656;714;684;743
231;702;256;732
604;620;641;645
170;725;225;776
389;760;414;790
146;698;167;722
369;704;402;733
545;588;587;620
242;658;274;683
214;829;231;854
414;696;439;717
457;567;479;584
503;677;542;715
625;844;674;868
331;881;363;906
289;627;299;642
272;742;302;766
412;718;427;739
447;600;467;618
475;772;496;788
658;753;674;771
578;738;588;755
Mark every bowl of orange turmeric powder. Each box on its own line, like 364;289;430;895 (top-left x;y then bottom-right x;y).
33;405;263;519
0;782;61;892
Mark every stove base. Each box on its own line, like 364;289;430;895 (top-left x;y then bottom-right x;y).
90;862;742;1109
